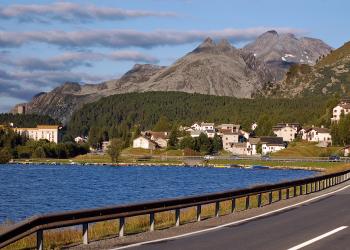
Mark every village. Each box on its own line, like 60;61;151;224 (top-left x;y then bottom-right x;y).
7;99;350;158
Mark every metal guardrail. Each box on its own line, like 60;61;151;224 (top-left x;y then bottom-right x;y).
1;170;350;249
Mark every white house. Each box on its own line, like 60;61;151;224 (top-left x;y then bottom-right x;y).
217;124;240;133
260;136;285;155
230;142;249;155
272;123;300;142
248;137;260;155
206;130;216;138
14;125;61;143
143;131;168;148
190;123;201;131
305;127;332;144
251;122;258;131
222;133;239;151
200;122;214;131
299;127;311;140
74;136;87;144
133;136;157;150
331;100;350;123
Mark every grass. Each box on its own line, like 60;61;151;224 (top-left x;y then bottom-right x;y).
2;187;312;250
272;141;343;157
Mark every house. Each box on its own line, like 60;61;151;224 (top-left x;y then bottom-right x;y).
331;99;350;123
190;123;201;131
200;122;214;131
14;125;61;143
143;131;168;148
133;136;157;150
222;132;239;151
206;129;216;138
217;124;240;133
102;141;110;152
343;146;350;157
299;127;312;140
230;142;249;155
74;136;87;144
248;137;260;155
260;136;285;155
305;127;332;144
272;123;301;142
251;122;258;131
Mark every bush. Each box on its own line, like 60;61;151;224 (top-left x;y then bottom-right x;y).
0;148;11;163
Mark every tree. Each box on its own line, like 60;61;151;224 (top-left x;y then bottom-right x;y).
0;148;11;163
167;127;179;149
88;127;102;149
107;138;123;162
153;116;171;132
33;146;46;158
179;135;194;149
212;134;223;153
198;133;212;154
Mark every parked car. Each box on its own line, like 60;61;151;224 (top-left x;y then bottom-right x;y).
329;155;340;161
261;155;271;160
204;155;215;160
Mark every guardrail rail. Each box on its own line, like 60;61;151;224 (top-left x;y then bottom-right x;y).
1;169;350;250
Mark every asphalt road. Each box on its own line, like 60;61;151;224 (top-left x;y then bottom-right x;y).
128;184;350;250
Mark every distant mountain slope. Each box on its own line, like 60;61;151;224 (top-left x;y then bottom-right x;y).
12;32;332;123
268;41;350;97
243;30;332;80
14;38;274;122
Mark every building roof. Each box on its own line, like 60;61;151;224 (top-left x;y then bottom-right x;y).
339;104;350;109
249;137;261;145
232;142;247;148
311;127;330;133
260;136;284;146
201;122;214;126
272;123;301;130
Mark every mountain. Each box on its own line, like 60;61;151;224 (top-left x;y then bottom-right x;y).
14;38;274;123
243;30;332;80
267;41;350;97
12;32;332;123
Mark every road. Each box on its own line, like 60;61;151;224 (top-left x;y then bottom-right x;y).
126;184;350;250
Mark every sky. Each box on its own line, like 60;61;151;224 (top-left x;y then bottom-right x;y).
0;0;349;112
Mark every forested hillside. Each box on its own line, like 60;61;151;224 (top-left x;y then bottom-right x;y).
67;91;335;137
0;113;58;127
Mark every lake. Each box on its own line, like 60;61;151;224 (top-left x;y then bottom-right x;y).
0;164;316;223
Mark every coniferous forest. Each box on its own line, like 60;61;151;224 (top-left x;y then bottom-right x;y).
67;91;337;138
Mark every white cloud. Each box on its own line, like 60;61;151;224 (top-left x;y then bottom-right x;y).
0;2;177;23
0;27;304;48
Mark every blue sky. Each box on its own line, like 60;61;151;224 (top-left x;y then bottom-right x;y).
0;0;349;112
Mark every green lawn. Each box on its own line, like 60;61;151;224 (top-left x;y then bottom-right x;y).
273;141;343;157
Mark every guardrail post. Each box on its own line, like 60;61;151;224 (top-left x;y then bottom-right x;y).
257;193;262;207
37;230;43;250
197;205;201;221
150;212;155;232
231;198;236;212
82;223;88;245
293;186;297;197
245;196;250;210
268;192;273;204
306;183;309;194
175;208;180;226
300;185;303;195
278;189;282;201
215;201;220;217
119;217;125;237
286;188;290;199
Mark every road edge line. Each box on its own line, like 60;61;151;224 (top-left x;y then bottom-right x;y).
111;182;350;250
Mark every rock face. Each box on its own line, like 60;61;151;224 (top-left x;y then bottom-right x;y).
15;38;274;122
243;30;332;80
13;32;332;123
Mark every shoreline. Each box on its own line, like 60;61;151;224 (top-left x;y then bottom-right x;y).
7;160;324;172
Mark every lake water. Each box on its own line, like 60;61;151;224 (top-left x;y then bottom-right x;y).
0;164;316;223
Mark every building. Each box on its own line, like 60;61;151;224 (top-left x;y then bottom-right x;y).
272;123;301;142
133;136;157;150
190;130;202;138
248;137;260;155
143;131;168;148
206;129;216;138
343;146;350;157
222;133;239;151
217;124;240;133
230;142;249;155
260;136;285;155
14;125;61;143
74;136;87;144
200;122;214;131
251;122;258;131
299;127;311;140
331;99;350;123
304;127;332;144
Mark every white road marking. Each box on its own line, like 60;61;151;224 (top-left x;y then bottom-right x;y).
287;226;348;250
110;183;350;250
